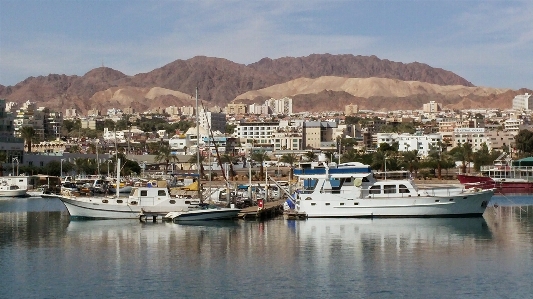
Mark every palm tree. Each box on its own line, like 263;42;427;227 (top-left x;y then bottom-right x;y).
19;126;36;153
251;150;269;180
154;143;172;173
450;143;474;174
219;154;236;179
280;153;298;181
188;153;206;178
401;150;419;177
303;151;317;162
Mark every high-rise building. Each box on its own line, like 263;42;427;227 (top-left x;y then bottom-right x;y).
512;93;533;110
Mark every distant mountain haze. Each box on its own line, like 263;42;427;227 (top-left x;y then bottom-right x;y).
0;54;525;114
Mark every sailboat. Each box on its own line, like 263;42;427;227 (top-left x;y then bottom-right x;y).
43;158;201;219
166;87;240;221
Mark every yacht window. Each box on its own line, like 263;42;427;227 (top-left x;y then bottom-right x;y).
362;177;370;182
340;202;344;206
399;184;410;193
141;190;147;196
325;203;330;206
158;190;166;196
383;185;396;194
369;186;381;194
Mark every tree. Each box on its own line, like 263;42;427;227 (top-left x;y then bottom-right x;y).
303;151;317;162
427;142;447;179
251;150;269;180
219;154;237;179
450;143;474;174
187;153;206;178
19;126;36;153
473;143;493;172
280;153;298;181
401;150;419;177
154;143;173;173
514;129;533;156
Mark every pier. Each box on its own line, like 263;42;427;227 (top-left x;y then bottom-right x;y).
238;200;284;220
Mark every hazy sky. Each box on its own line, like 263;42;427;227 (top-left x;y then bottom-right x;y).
1;0;531;89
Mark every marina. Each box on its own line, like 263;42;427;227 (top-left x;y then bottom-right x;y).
1;194;533;298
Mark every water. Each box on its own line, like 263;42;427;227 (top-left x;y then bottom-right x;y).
1;195;533;298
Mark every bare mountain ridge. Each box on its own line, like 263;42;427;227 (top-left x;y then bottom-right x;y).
0;54;476;114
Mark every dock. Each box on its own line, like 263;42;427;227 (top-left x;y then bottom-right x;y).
238;200;284;220
283;209;307;220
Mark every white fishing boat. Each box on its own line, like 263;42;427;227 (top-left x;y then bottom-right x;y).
0;181;27;197
45;186;200;219
291;155;494;218
165;204;241;221
43;158;201;219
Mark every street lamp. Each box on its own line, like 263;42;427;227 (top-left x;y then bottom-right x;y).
384;156;389;180
60;158;65;178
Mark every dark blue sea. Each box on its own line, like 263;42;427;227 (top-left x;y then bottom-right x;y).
1;195;533;299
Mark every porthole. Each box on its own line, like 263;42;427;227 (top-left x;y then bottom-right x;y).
102;199;108;203
340;203;344;206
117;200;123;204
130;201;138;205
311;203;316;206
305;197;312;200
450;198;454;201
325;203;330;206
354;202;359;205
435;199;440;202
169;200;176;204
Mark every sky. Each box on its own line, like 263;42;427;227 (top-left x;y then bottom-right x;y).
0;0;532;89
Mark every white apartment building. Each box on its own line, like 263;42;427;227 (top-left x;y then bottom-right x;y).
452;128;490;152
377;133;443;157
235;122;279;146
512;93;532;110
503;118;522;134
265;97;293;115
249;103;269;115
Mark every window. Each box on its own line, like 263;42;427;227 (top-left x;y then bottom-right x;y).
141;190;147;196
399;184;410;193
369;186;381;194
384;185;396;194
158;190;166;196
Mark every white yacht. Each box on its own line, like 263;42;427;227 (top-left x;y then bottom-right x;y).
292;157;494;218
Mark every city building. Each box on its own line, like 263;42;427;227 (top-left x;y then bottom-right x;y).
345;104;359;116
512;93;533;110
226;103;248;115
423;101;442;113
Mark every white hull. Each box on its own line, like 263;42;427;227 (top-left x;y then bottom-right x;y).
43;193;195;219
293;159;494;218
298;189;493;218
167;208;241;221
0;189;27;197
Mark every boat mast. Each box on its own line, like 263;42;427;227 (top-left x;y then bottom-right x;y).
195;87;202;201
116;158;120;198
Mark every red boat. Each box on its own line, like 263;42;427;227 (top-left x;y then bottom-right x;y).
457;154;533;194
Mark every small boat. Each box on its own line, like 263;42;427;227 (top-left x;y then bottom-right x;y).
292;155;494;218
165;204;241;221
0;181;27;197
457;153;533;194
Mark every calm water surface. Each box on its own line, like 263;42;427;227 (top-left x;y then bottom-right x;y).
1;195;533;299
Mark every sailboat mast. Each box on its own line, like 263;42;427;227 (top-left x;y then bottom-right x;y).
195;87;202;201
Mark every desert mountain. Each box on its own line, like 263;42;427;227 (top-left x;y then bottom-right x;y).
233;76;512;112
0;54;516;114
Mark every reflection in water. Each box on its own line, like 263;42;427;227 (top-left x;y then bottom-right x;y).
2;199;533;298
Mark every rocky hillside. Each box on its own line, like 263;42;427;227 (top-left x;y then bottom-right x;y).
0;54;480;114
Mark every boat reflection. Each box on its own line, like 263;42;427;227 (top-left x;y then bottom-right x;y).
291;217;493;253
